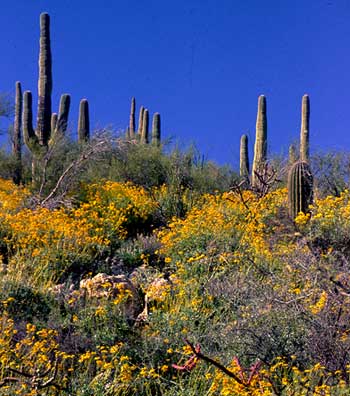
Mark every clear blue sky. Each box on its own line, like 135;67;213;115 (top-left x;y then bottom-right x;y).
1;0;350;167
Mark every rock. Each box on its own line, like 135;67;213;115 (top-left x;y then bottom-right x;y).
79;273;142;320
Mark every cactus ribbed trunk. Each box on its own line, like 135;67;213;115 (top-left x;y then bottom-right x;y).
151;113;161;146
137;106;144;137
13;82;22;185
252;95;267;187
239;134;249;180
36;12;52;146
288;161;313;221
78;99;90;144
300;94;310;163
55;94;70;136
140;109;149;144
125;127;130;140
129;97;136;138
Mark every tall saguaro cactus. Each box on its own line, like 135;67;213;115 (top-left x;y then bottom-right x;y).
129;97;136;139
252;95;267;187
239;134;249;180
22;13;74;188
300;94;310;163
288;161;313;221
36;12;52;146
12;81;22;185
151;113;161;146
140;109;149;144
78;99;90;144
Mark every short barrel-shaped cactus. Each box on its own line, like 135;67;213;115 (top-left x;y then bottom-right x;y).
288;161;313;220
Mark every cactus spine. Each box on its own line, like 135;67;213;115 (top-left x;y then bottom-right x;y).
151;113;161;146
288;161;313;220
140;109;149;144
78;99;90;144
239;134;249;180
12;81;22;185
252;95;267;187
300;94;310;163
129;97;136;139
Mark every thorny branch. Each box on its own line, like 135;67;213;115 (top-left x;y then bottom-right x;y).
0;357;65;391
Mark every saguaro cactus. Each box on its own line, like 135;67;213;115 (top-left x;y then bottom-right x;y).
239;134;249;180
36;12;52;146
288;161;313;220
129;97;136;139
22;13;73;187
140;109;149;144
300;94;310;163
78;99;90;144
151;113;161;146
12;81;22;185
252;95;267;187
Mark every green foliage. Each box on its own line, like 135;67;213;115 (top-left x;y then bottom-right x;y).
311;150;350;197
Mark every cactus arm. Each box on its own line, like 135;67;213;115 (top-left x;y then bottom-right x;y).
23;91;39;151
54;94;70;136
51;113;58;135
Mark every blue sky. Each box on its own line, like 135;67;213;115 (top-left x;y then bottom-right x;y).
1;0;350;167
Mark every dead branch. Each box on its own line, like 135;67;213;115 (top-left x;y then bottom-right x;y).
39;135;115;208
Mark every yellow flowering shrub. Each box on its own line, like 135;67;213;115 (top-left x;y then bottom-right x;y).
159;188;288;267
1;181;157;285
0;313;74;396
